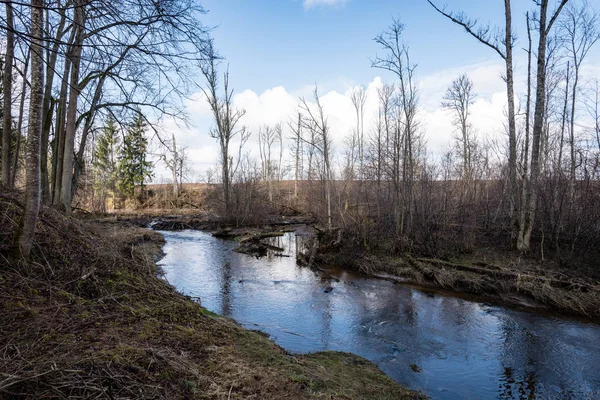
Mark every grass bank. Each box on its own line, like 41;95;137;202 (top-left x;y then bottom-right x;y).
0;190;421;399
315;241;600;320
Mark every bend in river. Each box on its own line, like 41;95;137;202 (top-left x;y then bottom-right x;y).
157;229;600;400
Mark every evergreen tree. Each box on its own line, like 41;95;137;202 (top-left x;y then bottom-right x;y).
93;115;120;209
117;112;153;199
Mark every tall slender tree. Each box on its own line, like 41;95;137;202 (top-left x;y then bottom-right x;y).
442;74;477;182
299;86;333;229
427;0;519;247
200;41;247;216
518;0;569;251
2;0;14;186
559;1;600;192
372;19;420;237
16;0;44;259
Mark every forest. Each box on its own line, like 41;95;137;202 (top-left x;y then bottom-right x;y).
1;0;600;399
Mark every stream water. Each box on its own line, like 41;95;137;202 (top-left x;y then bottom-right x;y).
157;229;600;400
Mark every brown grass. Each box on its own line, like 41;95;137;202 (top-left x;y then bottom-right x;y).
317;244;600;320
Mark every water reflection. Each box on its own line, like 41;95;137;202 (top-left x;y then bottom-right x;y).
220;261;232;316
158;230;600;400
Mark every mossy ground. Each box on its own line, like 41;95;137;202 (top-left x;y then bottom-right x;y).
0;190;422;399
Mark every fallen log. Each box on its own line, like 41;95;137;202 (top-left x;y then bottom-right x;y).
415;258;597;292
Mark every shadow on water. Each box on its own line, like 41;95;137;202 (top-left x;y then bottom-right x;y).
158;230;600;400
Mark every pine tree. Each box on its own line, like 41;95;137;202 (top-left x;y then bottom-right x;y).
117;112;153;200
93;115;120;210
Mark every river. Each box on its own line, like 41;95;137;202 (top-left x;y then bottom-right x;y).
157;229;600;399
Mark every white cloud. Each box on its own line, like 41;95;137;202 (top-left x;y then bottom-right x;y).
303;0;347;10
151;60;522;182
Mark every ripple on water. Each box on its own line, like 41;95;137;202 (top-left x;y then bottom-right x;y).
157;230;600;400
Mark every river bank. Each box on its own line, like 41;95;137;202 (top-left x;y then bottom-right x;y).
314;241;600;321
156;228;600;399
0;193;421;399
122;212;600;321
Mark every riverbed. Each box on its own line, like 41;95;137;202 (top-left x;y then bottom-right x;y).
157;229;600;399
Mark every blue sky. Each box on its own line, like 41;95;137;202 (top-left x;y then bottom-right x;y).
153;0;600;180
200;0;528;94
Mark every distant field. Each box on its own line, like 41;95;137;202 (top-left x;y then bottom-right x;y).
146;183;209;192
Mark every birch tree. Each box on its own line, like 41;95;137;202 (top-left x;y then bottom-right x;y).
16;0;44;259
372;19;420;236
350;85;367;178
299;86;333;229
442;74;476;183
1;0;14;186
258;124;279;203
427;0;520;247
559;1;600;190
200;42;247;216
288;112;303;199
518;0;569;251
160;133;186;198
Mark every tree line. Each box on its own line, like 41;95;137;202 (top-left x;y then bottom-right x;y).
3;0;600;266
0;0;209;258
199;0;600;265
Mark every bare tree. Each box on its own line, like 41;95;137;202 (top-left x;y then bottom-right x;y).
16;0;44;259
299;86;333;229
372;19;420;236
160;133;186;198
427;0;520;247
520;11;534;241
2;0;14;186
559;0;600;190
442;74;477;183
518;0;569;251
41;1;68;202
201;41;247;216
276;123;284;196
258;123;282;203
59;0;86;213
376;83;394;193
584;78;600;152
288;112;303;199
12;48;29;187
350;85;367;177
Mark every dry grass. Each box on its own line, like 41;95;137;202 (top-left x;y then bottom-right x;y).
0;189;421;400
318;243;600;320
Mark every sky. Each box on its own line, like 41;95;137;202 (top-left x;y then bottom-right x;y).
151;0;600;182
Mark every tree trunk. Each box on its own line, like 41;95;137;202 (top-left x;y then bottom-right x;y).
41;7;67;202
51;45;73;204
72;74;106;197
294;114;301;198
569;66;579;198
519;12;533;243
2;0;14;186
222;142;230;215
172;133;179;197
60;0;85;213
504;0;519;248
17;0;44;259
11;50;30;186
559;62;570;171
518;0;551;252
